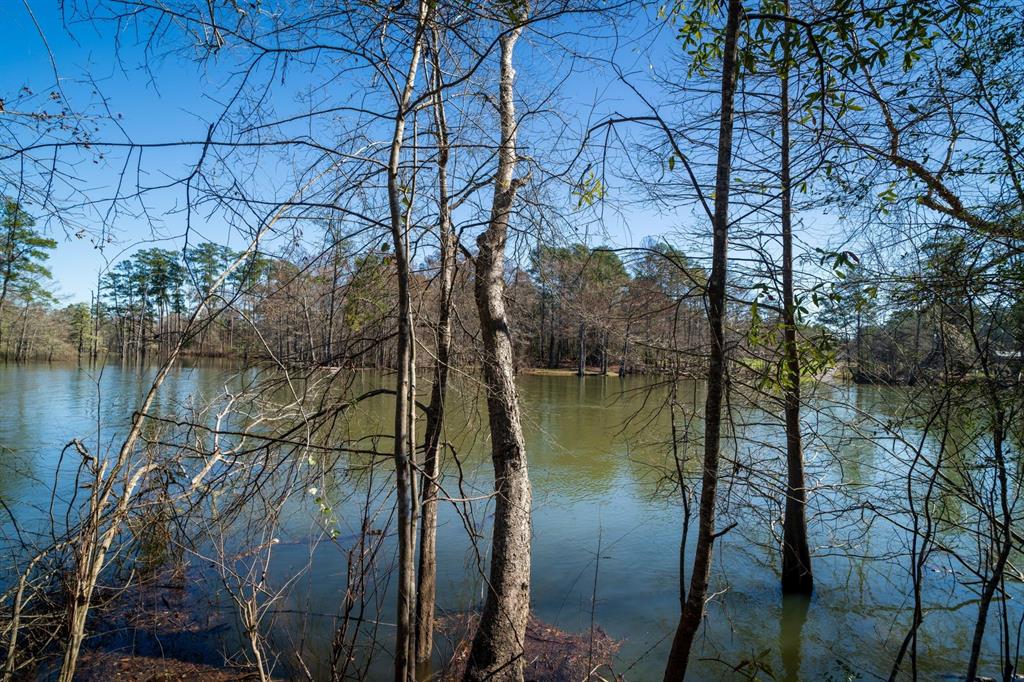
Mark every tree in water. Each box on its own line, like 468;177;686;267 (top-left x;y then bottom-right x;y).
663;0;742;677
416;21;457;669
776;1;813;596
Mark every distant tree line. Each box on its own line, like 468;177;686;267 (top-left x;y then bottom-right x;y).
5;196;1022;395
3;200;720;374
0;218;755;376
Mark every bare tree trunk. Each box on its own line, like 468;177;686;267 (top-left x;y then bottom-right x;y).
600;330;608;375
327;250;338;362
0;256;13;347
463;25;532;682
577;320;586;377
15;308;29;363
93;284;102;359
620;319;631;377
965;411;1012;681
385;3;431;679
538;283;547;366
663;0;741;677
855;308;862;379
779;9;813;596
415;30;455;668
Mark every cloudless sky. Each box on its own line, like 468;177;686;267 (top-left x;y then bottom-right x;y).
5;2;288;301
4;1;842;304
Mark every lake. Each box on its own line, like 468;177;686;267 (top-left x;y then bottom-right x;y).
0;360;1016;680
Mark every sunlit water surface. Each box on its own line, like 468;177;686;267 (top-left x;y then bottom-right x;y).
0;361;1016;680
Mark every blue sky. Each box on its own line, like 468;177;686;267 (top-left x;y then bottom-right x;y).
4;2;286;301
4;2;843;304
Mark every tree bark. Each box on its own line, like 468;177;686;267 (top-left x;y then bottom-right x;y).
415;29;455;668
385;3;431;678
463;25;532;682
577;320;586;376
965;410;1012;681
779;7;813;596
663;0;741;678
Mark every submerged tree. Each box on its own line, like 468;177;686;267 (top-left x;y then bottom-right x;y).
662;0;742;676
775;0;814;597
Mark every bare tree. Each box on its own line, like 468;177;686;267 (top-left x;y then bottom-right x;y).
463;15;533;682
663;0;742;677
383;2;433;679
415;23;457;668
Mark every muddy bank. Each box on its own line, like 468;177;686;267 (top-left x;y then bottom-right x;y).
70;573;620;682
439;612;621;681
70;571;245;682
76;652;264;681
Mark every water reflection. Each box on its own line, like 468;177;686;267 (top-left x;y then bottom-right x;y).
0;363;1018;679
780;594;810;682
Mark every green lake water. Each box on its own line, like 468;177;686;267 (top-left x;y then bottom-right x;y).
0;361;1015;680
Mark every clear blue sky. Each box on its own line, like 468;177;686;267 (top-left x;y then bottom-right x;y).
4;2;843;304
4;2;261;301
